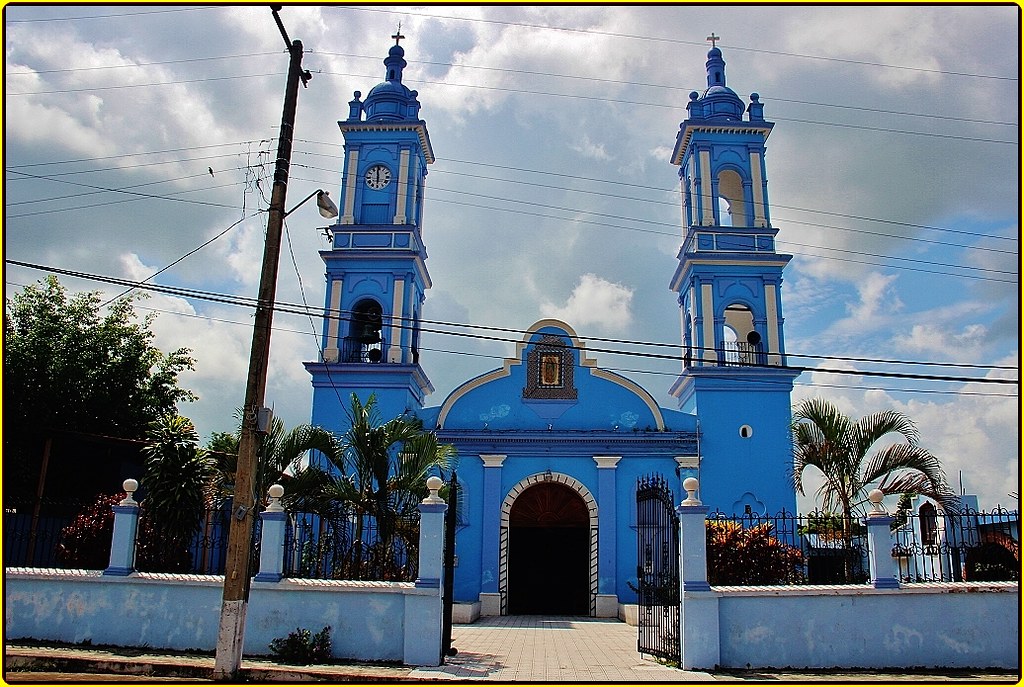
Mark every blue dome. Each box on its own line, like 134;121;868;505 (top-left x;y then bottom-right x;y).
361;41;422;122
686;45;745;121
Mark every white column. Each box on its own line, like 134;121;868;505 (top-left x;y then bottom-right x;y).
388;278;405;363
324;278;343;363
341;149;359;225
393;149;411;224
750;151;766;227
699;150;714;226
701;283;716;364
764;282;781;366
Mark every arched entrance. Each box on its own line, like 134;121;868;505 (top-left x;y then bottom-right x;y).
500;474;598;615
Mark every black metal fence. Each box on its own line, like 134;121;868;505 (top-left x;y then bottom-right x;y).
706;507;1020;586
284;510;420;582
3;498;91;568
891;507;1019;583
4;498;420;582
706;510;870;586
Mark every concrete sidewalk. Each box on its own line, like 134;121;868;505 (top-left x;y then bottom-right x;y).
5;616;1020;683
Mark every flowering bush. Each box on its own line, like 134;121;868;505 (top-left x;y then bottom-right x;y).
706;520;805;585
57;492;122;569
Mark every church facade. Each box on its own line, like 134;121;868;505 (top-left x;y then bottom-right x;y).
306;37;800;616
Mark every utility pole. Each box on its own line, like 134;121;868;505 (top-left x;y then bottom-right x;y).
213;6;310;680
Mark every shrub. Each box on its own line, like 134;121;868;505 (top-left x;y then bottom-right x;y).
268;626;332;665
706;520;805;585
57;493;123;568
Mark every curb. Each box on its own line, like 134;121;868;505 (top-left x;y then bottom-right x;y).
5;647;422;682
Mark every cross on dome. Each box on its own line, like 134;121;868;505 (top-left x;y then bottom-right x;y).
392;23;405;46
706;32;720;49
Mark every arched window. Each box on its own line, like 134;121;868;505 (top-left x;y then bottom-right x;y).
919;502;938;546
344;299;384;363
716;169;747;227
722;303;761;365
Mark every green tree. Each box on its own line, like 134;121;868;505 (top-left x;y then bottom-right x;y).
791;398;958;522
4;276;196;492
290;394;456;578
138;414;213;571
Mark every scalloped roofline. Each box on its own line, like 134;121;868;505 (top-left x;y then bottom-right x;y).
436;319;665;429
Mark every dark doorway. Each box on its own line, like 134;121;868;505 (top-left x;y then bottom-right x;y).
507;482;590;615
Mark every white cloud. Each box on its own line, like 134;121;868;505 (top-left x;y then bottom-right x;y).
570;134;611;161
826;272;902;338
540;273;634;332
893;323;988;360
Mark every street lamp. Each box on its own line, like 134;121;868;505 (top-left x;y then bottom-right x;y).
286;189;339;219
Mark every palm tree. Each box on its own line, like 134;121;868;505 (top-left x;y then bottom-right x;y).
206;414;341;509
290;393;457;579
792;398;959;522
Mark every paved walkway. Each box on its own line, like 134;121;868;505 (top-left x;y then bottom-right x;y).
409;615;712;681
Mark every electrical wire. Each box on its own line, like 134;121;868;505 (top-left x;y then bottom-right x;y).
6;259;1017;388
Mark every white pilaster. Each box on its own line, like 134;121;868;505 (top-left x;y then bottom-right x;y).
341;149;359;225
324;278;343;363
393;148;411;224
389;278;405;363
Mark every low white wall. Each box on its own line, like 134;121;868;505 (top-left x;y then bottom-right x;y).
713;582;1019;670
4;568;441;665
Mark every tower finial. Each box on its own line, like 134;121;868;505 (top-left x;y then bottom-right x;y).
706;32;720;49
392;22;405;46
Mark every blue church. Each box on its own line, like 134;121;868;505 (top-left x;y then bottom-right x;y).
305;37;800;617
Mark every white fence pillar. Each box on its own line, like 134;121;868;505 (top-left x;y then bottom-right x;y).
254;484;286;583
104;479;140;576
863;489;900;589
676;478;720;670
403;476;447;666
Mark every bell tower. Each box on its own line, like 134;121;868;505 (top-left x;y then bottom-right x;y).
306;33;434;425
668;37;800;515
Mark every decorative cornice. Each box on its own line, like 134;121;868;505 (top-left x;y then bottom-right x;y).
435;429;698;456
337;120;434;164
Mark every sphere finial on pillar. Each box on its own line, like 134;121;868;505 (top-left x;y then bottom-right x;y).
681;477;701;506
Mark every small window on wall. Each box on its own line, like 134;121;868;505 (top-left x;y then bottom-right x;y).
523;335;577;400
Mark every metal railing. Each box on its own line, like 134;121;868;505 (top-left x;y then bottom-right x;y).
5;497;422;582
891;507;1019;583
706;511;870;586
284;510;420;582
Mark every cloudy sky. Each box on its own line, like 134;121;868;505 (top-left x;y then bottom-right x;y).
4;4;1018;509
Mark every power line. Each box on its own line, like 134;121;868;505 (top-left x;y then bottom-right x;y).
5;169;241;212
6;260;1017;388
13;274;1010;402
5;6;220;22
334;6;1018;81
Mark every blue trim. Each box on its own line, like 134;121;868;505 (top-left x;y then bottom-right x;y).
415;577;441;589
872;578;900;590
418;503;447;515
103;567;133;576
683;580;712;592
254;572;282;583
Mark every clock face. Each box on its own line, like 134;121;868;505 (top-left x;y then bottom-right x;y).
364;164;391;190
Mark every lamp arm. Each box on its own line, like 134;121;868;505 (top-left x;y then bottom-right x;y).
283;190;320;218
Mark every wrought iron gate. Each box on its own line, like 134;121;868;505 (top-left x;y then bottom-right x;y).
635;474;680;664
440;472;459;661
